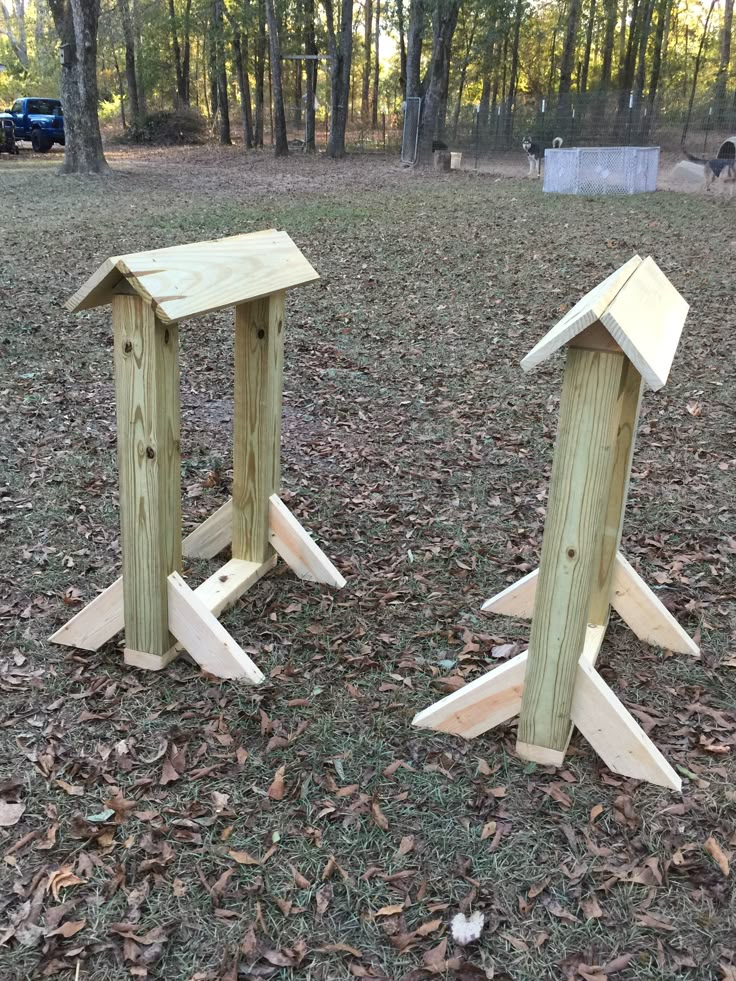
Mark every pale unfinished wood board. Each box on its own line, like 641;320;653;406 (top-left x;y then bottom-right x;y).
49;576;125;651
232;293;285;564
67;230;319;323
113;294;182;662
270;495;346;587
571;659;681;790
517;347;626;754
194;556;276;618
481;568;538;618
521;255;642;372
182;498;234;559
611;553;700;655
167;572;265;682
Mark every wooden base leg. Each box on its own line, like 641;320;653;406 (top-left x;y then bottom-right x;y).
49;576;125;651
167;572;265;682
124;645;179;671
481;569;537;618
482;552;699;656
571;659;681;790
269;495;345;587
611;554;700;656
182;499;234;559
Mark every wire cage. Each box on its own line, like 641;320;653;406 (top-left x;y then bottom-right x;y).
543;146;660;194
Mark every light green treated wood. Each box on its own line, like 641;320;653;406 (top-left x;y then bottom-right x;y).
517;345;626;757
113;292;182;661
232;292;285;563
587;356;643;625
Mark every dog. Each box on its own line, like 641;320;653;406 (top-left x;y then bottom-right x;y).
684;150;736;195
522;136;563;177
0;117;18;156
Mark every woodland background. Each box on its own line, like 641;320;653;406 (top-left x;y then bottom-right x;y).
1;0;736;166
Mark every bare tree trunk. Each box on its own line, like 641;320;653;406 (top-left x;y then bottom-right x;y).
48;0;109;174
0;0;29;65
600;0;617;89
406;0;424;98
642;0;669;138
323;0;353;157
231;17;254;147
112;46;126;128
505;0;522;139
397;0;407;97
133;0;146;113
580;0;596;93
265;0;288;154
558;0;582;102
254;0;266;146
682;0;717;144
372;0;380;127
168;0;184;104
304;0;317;150
451;6;476;138
415;0;460;163
362;0;372;121
119;0;141;123
212;0;231;143
713;0;733;123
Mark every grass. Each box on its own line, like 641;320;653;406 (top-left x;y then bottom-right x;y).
0;144;734;980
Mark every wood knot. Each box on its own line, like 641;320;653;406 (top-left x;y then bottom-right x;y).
123;340;133;354
164;329;170;344
566;547;576;559
146;446;156;459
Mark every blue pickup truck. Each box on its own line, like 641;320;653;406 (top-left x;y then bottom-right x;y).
6;97;65;152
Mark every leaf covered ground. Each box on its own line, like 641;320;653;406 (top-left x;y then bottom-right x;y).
1;147;735;980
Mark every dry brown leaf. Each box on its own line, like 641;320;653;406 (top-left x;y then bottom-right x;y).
290;864;311;889
590;803;604;823
55;780;84;797
47;919;86;938
47;868;84;902
636;912;675;932
370;799;389;831
704;836;730;877
228;850;261;866
396;835;415;855
581;894;603;919
374;905;404;917
316;943;363;957
480;820;497;840
267;765;286;801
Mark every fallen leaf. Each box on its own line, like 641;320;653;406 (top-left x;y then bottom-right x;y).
581;894;603;919
374;905;404;917
370;799;389;831
47;919;86;938
55;780;84;797
636;912;676;931
704;836;730;877
267;765;286;801
228;850;262;866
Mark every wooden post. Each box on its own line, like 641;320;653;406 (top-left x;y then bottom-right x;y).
516;343;626;763
587;356;643;625
232;292;285;564
113;290;182;669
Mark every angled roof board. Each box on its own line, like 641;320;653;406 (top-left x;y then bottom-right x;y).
67;230;320;324
520;254;689;391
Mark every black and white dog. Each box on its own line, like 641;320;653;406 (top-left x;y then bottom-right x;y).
522;136;563;177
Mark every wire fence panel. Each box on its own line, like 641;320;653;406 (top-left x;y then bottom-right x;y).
401;97;421;164
543;146;659;194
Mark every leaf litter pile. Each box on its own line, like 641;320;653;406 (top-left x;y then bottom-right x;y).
1;147;734;980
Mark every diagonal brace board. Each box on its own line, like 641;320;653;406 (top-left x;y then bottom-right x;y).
182;494;347;589
482;552;699;656
412;624;680;790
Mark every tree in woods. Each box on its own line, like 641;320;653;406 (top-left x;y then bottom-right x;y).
168;0;191;107
405;0;425;98
118;0;141;125
415;0;460;162
682;0;718;143
372;0;380;127
265;0;288;154
229;7;255;148
323;0;353;157
303;0;318;150
211;0;231;143
254;0;267;146
1;0;28;66
362;0;372;121
558;0;582;111
47;0;109;174
713;0;734;123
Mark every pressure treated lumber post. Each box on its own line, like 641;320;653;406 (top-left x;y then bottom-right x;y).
113;289;182;669
587;355;643;625
232;293;285;564
515;343;627;763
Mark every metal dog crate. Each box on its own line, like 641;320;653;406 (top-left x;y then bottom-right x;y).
544;146;659;195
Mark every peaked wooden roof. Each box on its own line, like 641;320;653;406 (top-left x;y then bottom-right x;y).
67;230;319;324
521;255;689;390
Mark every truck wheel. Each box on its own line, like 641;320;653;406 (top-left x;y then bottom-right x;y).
31;130;51;153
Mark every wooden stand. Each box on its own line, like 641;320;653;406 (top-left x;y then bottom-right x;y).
51;232;345;682
413;256;699;790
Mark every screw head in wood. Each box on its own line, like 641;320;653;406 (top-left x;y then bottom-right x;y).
257;329;265;339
